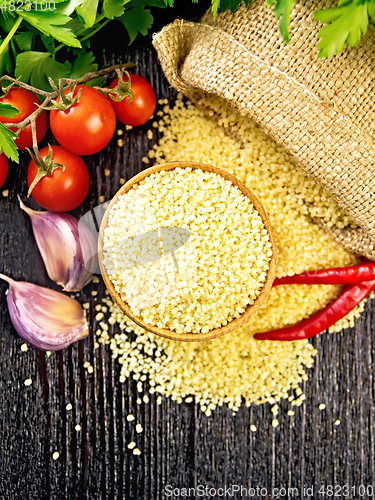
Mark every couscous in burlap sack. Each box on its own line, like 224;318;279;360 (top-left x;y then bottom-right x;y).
152;0;375;260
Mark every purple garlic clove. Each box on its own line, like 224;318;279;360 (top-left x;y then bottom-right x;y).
19;197;97;292
0;274;88;351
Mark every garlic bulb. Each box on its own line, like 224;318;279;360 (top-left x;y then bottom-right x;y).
19;198;97;292
0;274;88;351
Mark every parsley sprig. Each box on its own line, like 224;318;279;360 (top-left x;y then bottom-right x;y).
315;0;375;57
0;0;166;91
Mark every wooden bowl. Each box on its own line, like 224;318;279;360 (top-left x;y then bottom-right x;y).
98;161;277;342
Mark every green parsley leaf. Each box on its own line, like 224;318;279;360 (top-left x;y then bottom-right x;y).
227;0;242;13
266;0;295;42
368;0;375;21
103;0;130;19
217;0;249;14
19;10;81;47
0;123;18;162
41;34;56;53
15;51;71;90
120;3;153;43
69;51;97;78
211;0;220;17
315;1;370;57
0;102;19;119
56;0;86;15
0;13;17;34
217;0;231;12
75;0;100;28
14;31;34;52
143;0;167;7
15;51;50;82
34;56;71;90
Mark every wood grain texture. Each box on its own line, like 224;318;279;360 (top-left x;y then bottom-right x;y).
1;4;375;499
98;161;277;342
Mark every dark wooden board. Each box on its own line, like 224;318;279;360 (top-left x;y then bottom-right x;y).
1;4;375;499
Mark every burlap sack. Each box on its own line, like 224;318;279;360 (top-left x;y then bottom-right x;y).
152;0;375;260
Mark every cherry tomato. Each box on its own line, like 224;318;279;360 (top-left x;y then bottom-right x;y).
27;146;89;212
0;153;8;188
108;74;156;127
0;87;48;150
49;85;116;156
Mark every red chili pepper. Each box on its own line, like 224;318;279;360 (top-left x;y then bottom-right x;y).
254;279;375;341
273;260;375;286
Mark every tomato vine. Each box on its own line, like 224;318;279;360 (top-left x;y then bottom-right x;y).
0;61;134;162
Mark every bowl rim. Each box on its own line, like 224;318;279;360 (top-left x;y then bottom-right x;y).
98;161;277;342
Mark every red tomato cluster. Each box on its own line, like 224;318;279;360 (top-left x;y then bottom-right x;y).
0;74;156;211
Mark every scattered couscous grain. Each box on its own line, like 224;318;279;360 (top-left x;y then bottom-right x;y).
99;195;105;204
2;189;9;197
157;396;162;405
136;424;143;433
91;290;98;297
141;156;150;164
143;395;149;404
127;414;135;422
93;276;100;284
104;169;111;176
125;125;132;131
117;139;124;147
117;129;123;136
136;398;142;404
66;403;72;411
83;302;90;310
250;425;257;432
147;130;153;140
24;378;32;386
46;351;52;357
52;452;60;460
319;403;326;410
75;424;82;431
334;420;341;426
127;441;136;449
20;343;28;352
83;361;90;368
272;419;279;428
133;448;141;455
87;366;94;374
119;178;126;185
97;96;369;417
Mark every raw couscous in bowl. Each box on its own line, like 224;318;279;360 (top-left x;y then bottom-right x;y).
98;161;277;341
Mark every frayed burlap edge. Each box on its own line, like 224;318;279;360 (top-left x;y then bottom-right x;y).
152;19;375;260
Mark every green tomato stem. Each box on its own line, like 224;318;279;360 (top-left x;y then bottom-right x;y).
0;16;23;58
